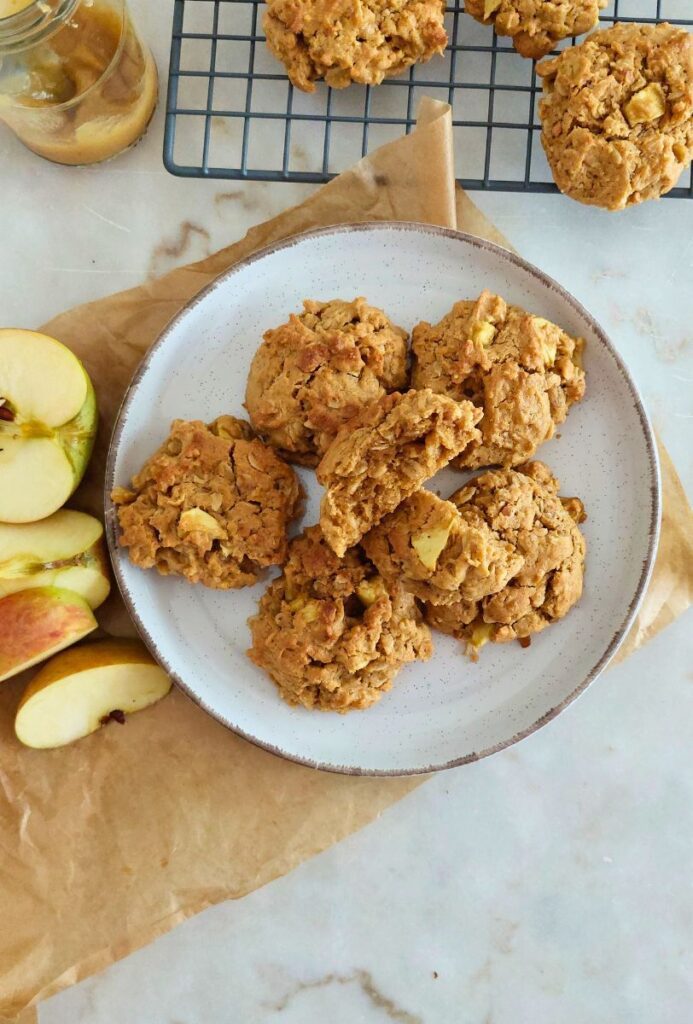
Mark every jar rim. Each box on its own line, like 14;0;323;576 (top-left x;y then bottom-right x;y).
0;0;80;54
0;0;145;118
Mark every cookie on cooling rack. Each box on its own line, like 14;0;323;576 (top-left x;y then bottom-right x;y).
537;21;693;209
263;0;448;92
464;0;607;59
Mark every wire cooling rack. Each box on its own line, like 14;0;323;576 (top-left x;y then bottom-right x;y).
164;0;693;196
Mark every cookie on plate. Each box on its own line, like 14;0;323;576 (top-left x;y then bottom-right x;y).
537;22;693;209
112;416;303;589
465;0;606;59
263;0;448;92
425;461;586;656
362;488;523;605
245;298;408;466
317;388;482;557
411;290;585;469
248;525;432;711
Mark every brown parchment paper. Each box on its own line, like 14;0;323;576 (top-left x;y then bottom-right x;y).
0;99;690;1020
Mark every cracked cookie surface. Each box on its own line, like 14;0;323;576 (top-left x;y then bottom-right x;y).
263;0;448;92
425;461;586;654
362;488;523;605
465;0;606;59
537;22;693;209
411;291;585;469
248;525;432;711
317;388;482;557
112;416;303;589
246;298;408;467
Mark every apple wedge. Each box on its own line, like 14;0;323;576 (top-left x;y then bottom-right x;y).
15;639;172;749
0;586;97;683
0;509;111;608
0;328;98;523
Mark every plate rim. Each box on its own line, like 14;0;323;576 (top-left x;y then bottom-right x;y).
104;221;661;777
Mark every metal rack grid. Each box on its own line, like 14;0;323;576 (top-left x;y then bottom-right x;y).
164;0;693;196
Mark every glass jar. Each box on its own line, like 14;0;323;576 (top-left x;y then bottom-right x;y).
0;0;158;165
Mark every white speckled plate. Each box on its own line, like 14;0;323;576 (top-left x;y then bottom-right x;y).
105;224;660;776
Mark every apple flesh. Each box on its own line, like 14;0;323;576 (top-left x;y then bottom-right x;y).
0;328;98;523
15;639;172;749
0;586;97;683
0;509;111;608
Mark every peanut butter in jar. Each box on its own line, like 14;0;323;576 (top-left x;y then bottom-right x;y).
0;0;158;165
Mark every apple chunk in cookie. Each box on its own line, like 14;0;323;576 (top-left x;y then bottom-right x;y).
112;415;303;589
362;488;523;606
0;510;110;609
0;329;97;523
317;389;481;557
248;525;432;712
411;291;585;469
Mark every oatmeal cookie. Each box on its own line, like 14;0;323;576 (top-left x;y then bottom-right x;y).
411;290;585;469
465;0;606;59
112;416;303;589
317;388;482;557
263;0;448;92
245;298;408;466
362;488;523;605
425;461;586;655
537;22;693;209
248;525;432;711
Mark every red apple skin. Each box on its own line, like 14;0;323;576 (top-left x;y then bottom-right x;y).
0;587;97;682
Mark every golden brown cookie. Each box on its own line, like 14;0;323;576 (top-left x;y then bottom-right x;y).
248;525;432;711
537;22;693;209
263;0;448;92
425;461;586;655
362;488;523;605
112;416;303;589
411;291;585;469
245;298;408;466
465;0;606;59
317;388;482;557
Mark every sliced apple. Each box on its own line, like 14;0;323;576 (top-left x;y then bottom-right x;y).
15;639;172;749
0;509;110;608
0;586;97;683
0;328;98;523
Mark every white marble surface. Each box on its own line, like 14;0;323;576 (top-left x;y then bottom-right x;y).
1;1;692;1020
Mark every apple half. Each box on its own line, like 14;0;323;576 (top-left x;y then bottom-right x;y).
0;328;98;523
0;586;97;683
15;639;172;749
0;509;111;608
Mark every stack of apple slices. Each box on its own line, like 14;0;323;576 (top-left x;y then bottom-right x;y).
1;329;170;747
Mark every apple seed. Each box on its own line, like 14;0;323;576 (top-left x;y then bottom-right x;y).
99;708;126;725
